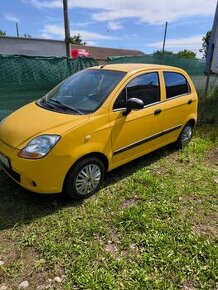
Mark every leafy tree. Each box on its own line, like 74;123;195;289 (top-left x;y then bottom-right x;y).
69;33;86;45
200;31;211;58
153;50;174;55
177;49;196;59
0;29;6;36
23;34;32;38
153;49;196;59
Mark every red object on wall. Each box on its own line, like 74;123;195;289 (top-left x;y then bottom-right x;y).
71;49;91;58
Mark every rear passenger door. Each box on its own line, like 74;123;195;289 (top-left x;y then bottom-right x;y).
162;71;194;143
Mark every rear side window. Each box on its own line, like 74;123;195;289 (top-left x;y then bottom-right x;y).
164;72;190;99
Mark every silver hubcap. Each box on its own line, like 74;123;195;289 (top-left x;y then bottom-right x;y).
75;164;101;195
181;125;192;146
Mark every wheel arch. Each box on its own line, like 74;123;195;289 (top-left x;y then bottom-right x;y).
181;116;197;132
63;152;109;191
187;118;196;127
176;118;195;149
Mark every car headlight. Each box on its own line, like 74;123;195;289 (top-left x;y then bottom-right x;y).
18;135;61;159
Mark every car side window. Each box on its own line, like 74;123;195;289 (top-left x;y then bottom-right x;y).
113;89;126;110
113;72;160;110
164;72;190;99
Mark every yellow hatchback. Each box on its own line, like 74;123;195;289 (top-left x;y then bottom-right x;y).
0;64;198;199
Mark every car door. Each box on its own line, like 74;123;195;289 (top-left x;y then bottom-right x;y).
161;71;196;143
108;71;166;169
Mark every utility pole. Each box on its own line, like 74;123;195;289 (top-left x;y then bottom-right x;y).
161;21;168;64
202;0;218;121
63;0;70;57
16;23;19;37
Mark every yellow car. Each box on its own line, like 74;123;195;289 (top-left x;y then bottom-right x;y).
0;64;198;199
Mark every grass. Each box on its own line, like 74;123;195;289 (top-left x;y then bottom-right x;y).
0;125;217;290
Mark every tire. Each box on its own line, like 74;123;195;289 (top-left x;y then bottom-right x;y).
64;157;105;200
176;122;194;149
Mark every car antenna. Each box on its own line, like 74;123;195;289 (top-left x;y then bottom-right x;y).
100;64;106;69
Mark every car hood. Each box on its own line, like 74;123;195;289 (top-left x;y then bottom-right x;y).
0;102;89;149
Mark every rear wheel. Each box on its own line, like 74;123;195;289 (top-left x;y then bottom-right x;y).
176;122;194;149
64;157;105;200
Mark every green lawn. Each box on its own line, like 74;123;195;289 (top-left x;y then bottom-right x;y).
0;125;217;290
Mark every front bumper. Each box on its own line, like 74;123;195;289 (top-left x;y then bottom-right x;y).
0;139;72;194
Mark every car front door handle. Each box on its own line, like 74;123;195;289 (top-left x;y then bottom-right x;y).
154;109;162;115
188;99;193;105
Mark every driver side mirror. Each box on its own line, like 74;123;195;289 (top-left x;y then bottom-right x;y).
123;98;144;116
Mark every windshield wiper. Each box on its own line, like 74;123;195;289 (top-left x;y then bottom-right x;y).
39;97;57;109
48;98;84;115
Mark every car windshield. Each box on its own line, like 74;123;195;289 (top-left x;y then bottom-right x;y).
43;69;126;114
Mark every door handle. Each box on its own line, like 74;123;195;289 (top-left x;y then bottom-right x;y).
154;109;162;115
188;99;193;105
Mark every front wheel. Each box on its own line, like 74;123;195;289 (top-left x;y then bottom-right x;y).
176;123;194;149
64;157;105;200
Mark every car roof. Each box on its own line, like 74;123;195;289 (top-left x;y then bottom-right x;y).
90;63;184;73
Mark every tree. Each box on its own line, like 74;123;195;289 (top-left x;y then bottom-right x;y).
69;33;86;45
0;29;6;36
153;50;174;55
23;34;32;38
153;49;197;59
177;49;196;59
200;31;211;59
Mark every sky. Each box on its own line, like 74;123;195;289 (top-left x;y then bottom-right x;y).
0;0;217;58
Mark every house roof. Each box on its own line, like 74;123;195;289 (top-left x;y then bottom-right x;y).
70;44;145;61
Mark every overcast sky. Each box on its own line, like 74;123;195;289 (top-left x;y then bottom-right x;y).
0;0;217;58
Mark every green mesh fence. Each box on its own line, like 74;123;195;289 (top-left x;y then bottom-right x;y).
0;54;98;120
107;54;205;76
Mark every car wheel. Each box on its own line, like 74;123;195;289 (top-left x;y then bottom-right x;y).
64;157;105;200
176;122;194;149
